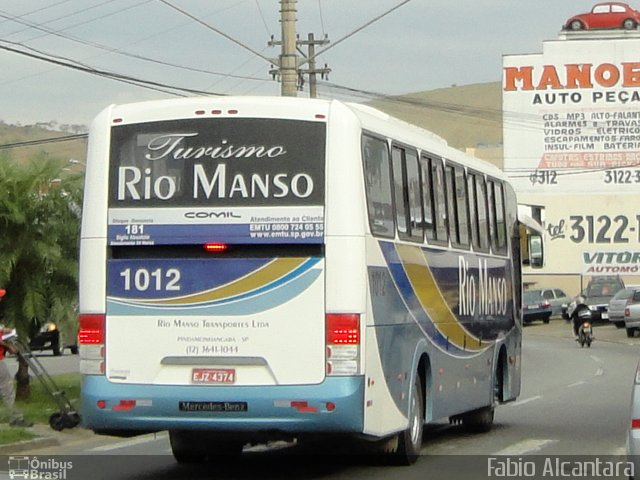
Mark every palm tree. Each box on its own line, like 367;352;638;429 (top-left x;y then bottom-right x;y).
0;154;82;399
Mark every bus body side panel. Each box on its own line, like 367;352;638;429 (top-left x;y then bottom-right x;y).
503;183;523;402
364;238;517;426
79;107;113;314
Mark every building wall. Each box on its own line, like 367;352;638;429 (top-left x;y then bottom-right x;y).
503;32;640;293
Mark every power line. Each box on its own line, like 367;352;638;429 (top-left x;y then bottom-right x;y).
302;0;415;67
0;40;225;97
0;133;87;151
157;0;273;65
0;8;267;86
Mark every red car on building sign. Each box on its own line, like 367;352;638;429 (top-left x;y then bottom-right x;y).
564;2;640;30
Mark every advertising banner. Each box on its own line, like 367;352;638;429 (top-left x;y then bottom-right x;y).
503;36;640;194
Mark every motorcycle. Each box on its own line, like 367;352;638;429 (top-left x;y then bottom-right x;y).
578;320;593;348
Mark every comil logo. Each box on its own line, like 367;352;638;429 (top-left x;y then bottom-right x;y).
8;456;73;479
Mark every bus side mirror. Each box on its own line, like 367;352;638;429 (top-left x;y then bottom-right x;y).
528;234;544;269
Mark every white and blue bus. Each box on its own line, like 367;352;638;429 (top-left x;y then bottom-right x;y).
78;96;543;463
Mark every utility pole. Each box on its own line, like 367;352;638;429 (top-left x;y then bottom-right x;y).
277;0;298;97
269;0;330;98
299;33;330;98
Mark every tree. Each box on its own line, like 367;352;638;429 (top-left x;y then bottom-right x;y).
0;154;82;399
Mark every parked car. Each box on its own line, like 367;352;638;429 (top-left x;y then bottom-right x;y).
565;276;625;323
29;321;78;356
627;360;640;473
522;290;552;324
608;285;640;330
564;2;640;30
525;288;571;317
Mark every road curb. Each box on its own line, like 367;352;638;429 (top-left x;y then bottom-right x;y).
0;434;59;454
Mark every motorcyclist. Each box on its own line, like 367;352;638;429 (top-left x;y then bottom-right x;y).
572;308;591;341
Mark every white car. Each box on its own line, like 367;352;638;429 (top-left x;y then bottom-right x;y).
608;286;640;337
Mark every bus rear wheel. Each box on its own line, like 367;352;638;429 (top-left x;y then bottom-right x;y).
392;374;424;465
462;406;495;433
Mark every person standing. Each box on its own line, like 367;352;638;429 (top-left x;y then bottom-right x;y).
0;289;32;427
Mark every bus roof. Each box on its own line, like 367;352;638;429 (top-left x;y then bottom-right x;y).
99;95;505;180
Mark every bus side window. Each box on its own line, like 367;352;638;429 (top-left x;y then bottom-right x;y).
487;179;507;254
445;165;469;249
445;166;458;245
493;182;507;251
405;150;423;242
467;173;481;250
475;175;490;251
391;147;408;237
454;166;470;248
391;146;424;243
420;156;436;241
362;135;395;238
431;158;448;243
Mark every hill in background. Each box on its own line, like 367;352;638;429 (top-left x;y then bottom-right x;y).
0;121;87;166
0;82;503;166
370;81;503;151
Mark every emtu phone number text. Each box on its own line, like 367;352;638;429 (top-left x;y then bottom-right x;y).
249;222;323;240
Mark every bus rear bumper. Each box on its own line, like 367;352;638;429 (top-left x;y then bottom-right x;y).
81;375;365;435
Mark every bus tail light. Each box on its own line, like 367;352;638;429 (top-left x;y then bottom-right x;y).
204;243;228;253
326;314;360;376
79;314;105;375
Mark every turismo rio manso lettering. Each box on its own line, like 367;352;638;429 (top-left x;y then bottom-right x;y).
115;133;316;203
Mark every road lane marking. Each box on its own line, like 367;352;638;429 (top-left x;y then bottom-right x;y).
493;439;557;455
590;355;603;364
595;367;604;376
508;395;542;407
89;432;168;452
567;380;587;387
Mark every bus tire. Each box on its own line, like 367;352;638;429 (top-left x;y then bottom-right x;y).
169;431;206;463
393;374;424;465
462;406;494;433
169;431;244;463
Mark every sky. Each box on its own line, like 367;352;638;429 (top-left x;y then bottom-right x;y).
0;0;614;126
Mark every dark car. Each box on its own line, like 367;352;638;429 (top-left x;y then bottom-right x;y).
525;288;571;317
565;276;625;323
564;2;640;30
29;321;78;356
522;291;552;324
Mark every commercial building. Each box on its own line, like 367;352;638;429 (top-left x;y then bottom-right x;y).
503;30;640;295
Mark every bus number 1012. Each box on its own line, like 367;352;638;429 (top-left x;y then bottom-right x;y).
120;268;181;291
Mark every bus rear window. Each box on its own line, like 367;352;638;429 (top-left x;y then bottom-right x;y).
108;118;326;208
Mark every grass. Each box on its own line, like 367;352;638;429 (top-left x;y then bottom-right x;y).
16;372;81;425
0;426;36;444
0;373;81;445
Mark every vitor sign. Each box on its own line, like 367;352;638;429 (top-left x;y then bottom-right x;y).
582;250;640;275
503;37;640;195
108;118;325;207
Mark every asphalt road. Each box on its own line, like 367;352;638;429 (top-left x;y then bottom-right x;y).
6;319;640;480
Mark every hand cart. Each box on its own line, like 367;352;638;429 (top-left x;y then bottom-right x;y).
10;337;81;431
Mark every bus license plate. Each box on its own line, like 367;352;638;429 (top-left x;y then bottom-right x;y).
192;368;236;384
